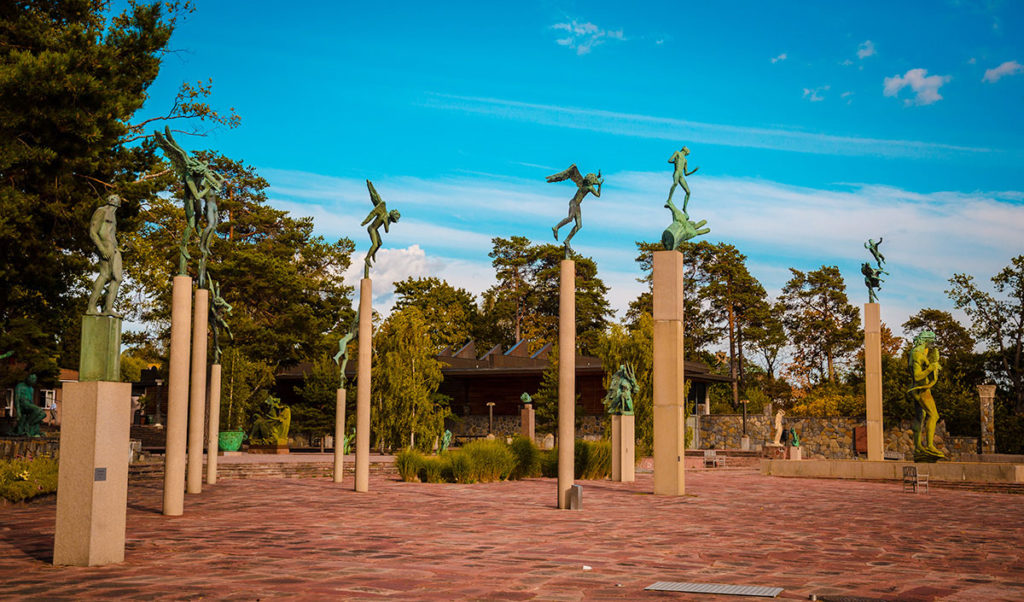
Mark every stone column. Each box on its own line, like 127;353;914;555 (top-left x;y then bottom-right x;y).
335;387;346;483
163;276;192;516
978;384;996;454
355;278;372;492
557;259;575;509
521;403;535;442
187;287;209;494
864;303;883;462
611;414;635;482
205;363;221;485
652;251;685;496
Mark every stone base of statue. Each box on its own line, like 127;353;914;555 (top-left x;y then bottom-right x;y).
864;303;883;462
557;259;576;509
789;447;802;461
741;435;751;451
79;315;122;382
53;380;131;566
652;251;685;496
521;403;535;442
205;363;222;486
611;414;635;482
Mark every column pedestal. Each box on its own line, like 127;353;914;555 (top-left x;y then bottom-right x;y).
557;260;575;509
611;414;635;482
79;315;122;381
53;381;131;566
187;288;209;494
864;303;883;462
163;275;192;516
335;387;346;483
652;251;686;496
520;404;535;443
978;384;996;454
355;279;372;492
206;363;221;485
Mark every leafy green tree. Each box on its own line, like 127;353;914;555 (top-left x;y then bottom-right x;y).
293;356;341;437
0;1;235;383
486;236;533;343
393;277;477;351
528;342;583;436
747;302;787;378
371;307;448;452
947;256;1024;413
220;347;276;432
593;313;655;456
780;266;861;383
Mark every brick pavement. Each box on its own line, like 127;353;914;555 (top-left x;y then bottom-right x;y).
1;469;1023;600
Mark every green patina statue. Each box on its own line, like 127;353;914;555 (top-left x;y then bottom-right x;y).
154;126;225;283
208;278;233;364
520;392;532;406
361;180;401;278
547;164;602;257
603;363;638;415
250;395;291;447
12;374;45;438
86;194;123;317
440;429;452;453
343;428;355;455
907;331;945;463
332;315;358;384
789;427;800;447
667;145;699;212
862;238;889;303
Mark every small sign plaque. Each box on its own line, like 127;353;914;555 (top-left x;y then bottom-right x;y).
94;467;107;482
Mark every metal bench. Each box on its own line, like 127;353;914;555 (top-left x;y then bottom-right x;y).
903;465;929;493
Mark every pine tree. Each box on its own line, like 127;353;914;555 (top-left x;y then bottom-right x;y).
780;266;861;383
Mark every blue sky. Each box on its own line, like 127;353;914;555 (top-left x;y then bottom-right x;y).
135;1;1024;341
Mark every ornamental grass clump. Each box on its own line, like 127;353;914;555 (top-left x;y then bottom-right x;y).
0;455;59;503
462;438;517;482
449;452;476;483
509;435;541;479
418;455;448;483
576;439;611;480
395;448;424;482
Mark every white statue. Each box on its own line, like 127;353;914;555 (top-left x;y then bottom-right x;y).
772;409;786;446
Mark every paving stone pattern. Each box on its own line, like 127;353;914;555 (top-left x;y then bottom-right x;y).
1;470;1023;600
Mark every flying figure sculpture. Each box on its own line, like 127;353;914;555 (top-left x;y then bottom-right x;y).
361;180;400;278
547;164;602;256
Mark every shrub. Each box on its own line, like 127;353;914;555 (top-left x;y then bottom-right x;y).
0;455;59;503
577;440;611;480
395;448;424;482
539;448;558;478
449;452;476;483
418;456;448;483
509;435;541;479
462;439;516;482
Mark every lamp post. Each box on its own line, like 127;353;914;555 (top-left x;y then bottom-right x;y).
740;399;750;451
486;402;495;435
153;379;164;427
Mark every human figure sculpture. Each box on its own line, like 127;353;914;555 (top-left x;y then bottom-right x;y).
440;429;453;453
667;146;700;212
520;392;532;406
250;396;291;447
907;331;945;462
772;409;786;446
789;427;800;447
208;278;233;363
12;374;45;438
861;262;889;303
662;197;710;250
86;194;124;317
196;174;224;287
332;317;357;384
153;126;225;281
361;180;401;278
603;364;638;415
865;238;885;266
546;164;602;256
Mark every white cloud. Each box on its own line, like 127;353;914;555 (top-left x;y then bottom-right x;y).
967;57;977;65
982;60;1023;83
841;91;854;104
802;85;829;102
424;93;991;158
841;59;854;66
771;53;787;64
857;40;876;59
551;20;625;55
883;68;951;106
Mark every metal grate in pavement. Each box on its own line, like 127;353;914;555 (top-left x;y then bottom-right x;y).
645;581;783;597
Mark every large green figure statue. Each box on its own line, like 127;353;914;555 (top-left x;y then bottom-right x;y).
12;374;45;437
250;395;291;447
667;146;699;212
361;180;400;278
153;126;225;283
546;164;602;256
907;331;945;462
603;364;638;415
86;194;123;317
662;198;710;251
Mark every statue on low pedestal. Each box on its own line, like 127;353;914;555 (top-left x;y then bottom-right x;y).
86;194;123;317
12;374;44;438
603;364;638;416
907;330;945;462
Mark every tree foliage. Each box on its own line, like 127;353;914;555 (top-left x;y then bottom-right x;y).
593;313;655;456
780;265;861;383
393;277;478;351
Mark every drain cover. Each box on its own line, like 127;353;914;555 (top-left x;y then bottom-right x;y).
645;582;783;597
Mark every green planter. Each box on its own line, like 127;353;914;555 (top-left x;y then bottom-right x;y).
218;430;245;452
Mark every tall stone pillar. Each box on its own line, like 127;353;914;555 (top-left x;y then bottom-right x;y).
54;315;131;566
652;251;685;496
187;288;209;494
163;276;192;516
611;414;635;482
521;403;535;442
978;384;996;454
557;259;575;509
335;387;346;483
864;303;883;462
206;363;222;485
355;278;372;492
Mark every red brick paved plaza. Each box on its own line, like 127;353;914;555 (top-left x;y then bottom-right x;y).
1;468;1023;600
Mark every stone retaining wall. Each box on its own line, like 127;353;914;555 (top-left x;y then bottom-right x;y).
448;414;606;440
699;415;978;460
0;437;60;459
